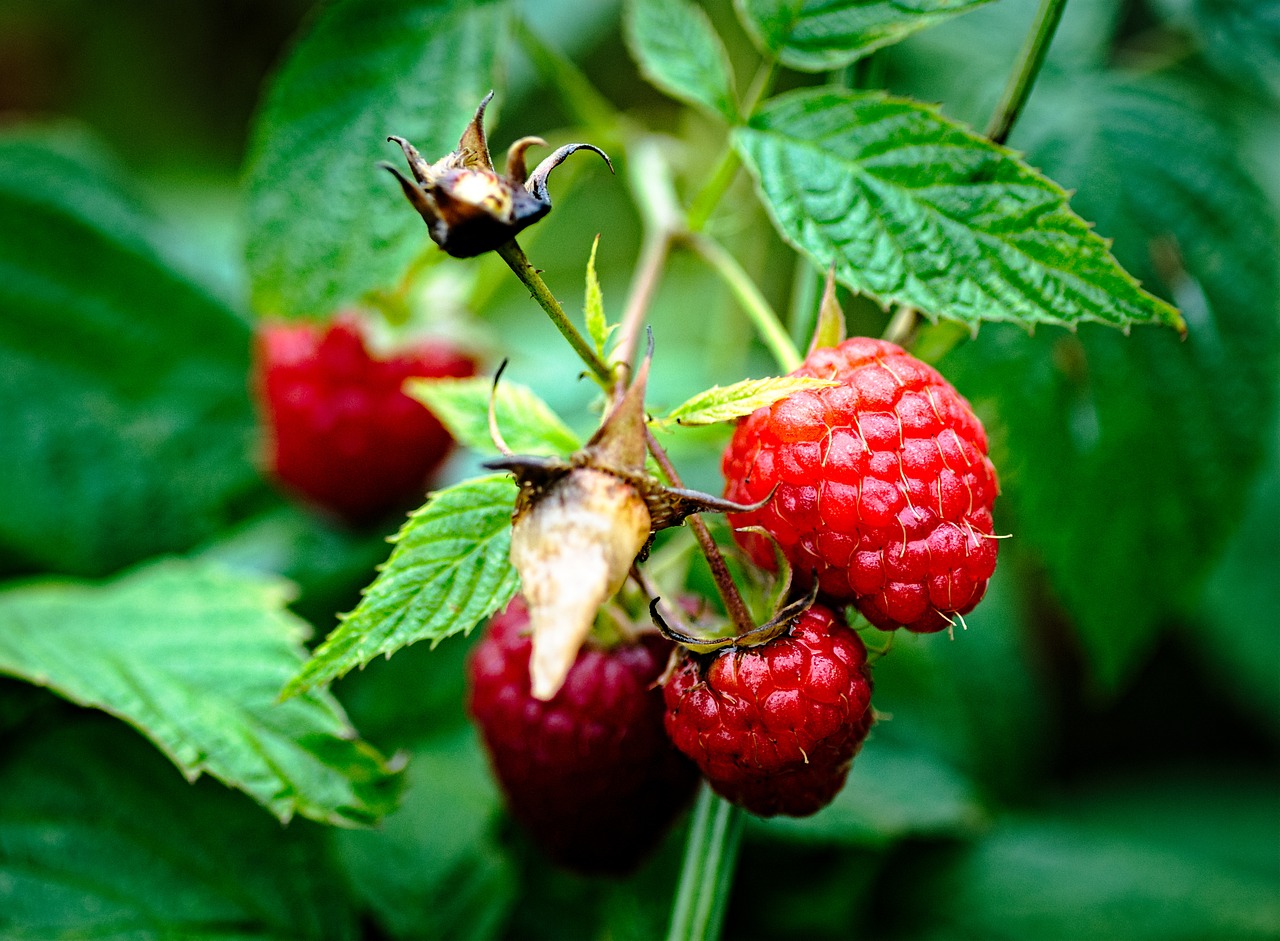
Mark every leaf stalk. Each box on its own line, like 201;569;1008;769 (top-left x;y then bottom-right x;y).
985;0;1070;145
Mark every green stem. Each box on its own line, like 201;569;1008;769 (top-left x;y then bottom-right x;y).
687;234;802;373
686;150;740;233
495;240;614;387
666;785;746;941
984;0;1070;145
686;60;776;232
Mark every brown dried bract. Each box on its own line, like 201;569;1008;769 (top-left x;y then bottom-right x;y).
383;92;611;258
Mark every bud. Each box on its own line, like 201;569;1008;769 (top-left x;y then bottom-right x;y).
486;343;769;699
383;92;611;258
510;468;651;700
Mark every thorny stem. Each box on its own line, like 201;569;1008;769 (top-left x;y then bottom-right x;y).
666;784;745;941
645;428;757;637
495;239;614;387
985;0;1070;145
612;231;674;395
686;233;803;373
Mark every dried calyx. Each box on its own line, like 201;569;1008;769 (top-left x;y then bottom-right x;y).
648;583;821;655
383;92;611;258
484;346;767;700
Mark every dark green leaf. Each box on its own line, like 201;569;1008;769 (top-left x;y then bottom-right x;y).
1194;419;1280;734
244;0;509;318
941;75;1280;687
0;718;357;941
626;0;739;120
332;728;516;940
758;737;987;846
734;89;1182;332
0;558;400;827
405;376;581;456
902;779;1280;940
0;133;262;577
286;475;519;696
1152;0;1280;100
735;0;996;71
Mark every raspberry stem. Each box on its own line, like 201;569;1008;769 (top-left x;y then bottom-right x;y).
495;239;616;387
666;785;745;941
645;428;757;637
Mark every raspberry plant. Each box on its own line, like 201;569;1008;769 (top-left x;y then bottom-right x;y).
1;0;1278;939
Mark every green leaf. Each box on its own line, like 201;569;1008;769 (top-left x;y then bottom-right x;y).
0;718;357;941
584;234;614;358
734;0;996;71
405;377;581;456
733;89;1183;332
0;559;400;827
0;132;263;577
1152;0;1280;100
903;784;1280;941
757;738;987;846
657;376;838;426
244;0;509;318
332;728;516;940
286;475;520;696
626;0;739;120
940;75;1280;687
1193;418;1280;734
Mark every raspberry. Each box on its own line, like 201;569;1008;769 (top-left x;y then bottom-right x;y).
722;337;999;633
467;598;699;874
253;314;475;525
662;604;873;817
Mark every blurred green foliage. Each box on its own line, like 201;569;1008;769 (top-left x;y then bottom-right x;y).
0;0;1277;938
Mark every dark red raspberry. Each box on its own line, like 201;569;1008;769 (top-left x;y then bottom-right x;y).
662;604;873;817
722;337;999;633
253;313;475;525
467;598;699;874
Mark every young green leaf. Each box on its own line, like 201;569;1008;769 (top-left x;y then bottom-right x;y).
626;0;739;121
405;376;581;456
584;234;614;358
0;133;262;578
0;720;357;940
808;265;847;354
244;0;509;318
0;559;400;827
286;475;520;697
735;0;995;71
657;376;838;427
733;89;1183;333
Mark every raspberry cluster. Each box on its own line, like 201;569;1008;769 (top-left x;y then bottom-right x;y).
253;314;474;525
722;337;999;633
662;604;873;817
467;598;699;874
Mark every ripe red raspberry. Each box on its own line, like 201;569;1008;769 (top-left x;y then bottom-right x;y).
467;598;699;874
662;604;873;817
722;337;999;633
253;314;475;525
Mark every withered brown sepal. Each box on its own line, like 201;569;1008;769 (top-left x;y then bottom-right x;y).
383;92;611;258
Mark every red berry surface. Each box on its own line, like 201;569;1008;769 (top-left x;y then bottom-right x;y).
467;598;699;874
253;314;475;525
662;604;873;817
722;337;999;633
